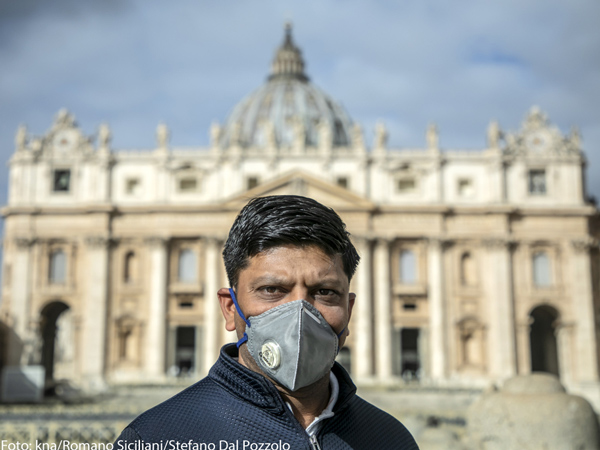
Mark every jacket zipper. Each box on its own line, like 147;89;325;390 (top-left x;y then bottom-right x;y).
309;435;322;450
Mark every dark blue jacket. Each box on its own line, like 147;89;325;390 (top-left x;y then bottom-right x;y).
116;344;419;449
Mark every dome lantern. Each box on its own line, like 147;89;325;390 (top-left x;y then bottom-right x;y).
269;23;308;82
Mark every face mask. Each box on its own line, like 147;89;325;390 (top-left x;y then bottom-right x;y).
229;288;346;391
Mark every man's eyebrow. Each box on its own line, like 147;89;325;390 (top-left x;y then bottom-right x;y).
310;279;345;289
248;276;291;286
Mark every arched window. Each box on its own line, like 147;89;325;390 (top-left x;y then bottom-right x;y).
460;252;477;286
124;251;137;284
178;249;197;283
533;252;551;287
49;250;66;284
529;305;560;375
400;250;417;284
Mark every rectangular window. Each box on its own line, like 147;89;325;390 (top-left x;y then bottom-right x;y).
533;252;552;287
396;178;416;194
125;178;141;196
53;169;71;192
457;178;474;198
528;170;546;195
178;249;197;283
178;177;198;193
336;177;348;189
49;250;66;284
247;177;259;190
400;250;417;284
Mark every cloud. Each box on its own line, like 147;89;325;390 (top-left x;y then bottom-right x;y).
0;0;598;197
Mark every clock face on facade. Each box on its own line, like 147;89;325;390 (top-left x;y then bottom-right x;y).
52;130;78;152
525;130;551;152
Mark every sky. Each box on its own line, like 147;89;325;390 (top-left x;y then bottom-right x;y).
1;0;599;202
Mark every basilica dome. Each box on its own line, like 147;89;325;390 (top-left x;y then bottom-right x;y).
219;24;354;149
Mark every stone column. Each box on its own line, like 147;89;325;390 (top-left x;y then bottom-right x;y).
374;238;392;380
8;238;35;365
516;321;532;375
483;238;517;379
428;238;446;381
203;237;221;375
144;237;168;381
354;237;373;380
81;236;110;391
570;239;599;382
556;322;576;386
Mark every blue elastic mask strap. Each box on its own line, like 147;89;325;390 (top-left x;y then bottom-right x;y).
229;288;250;348
335;326;346;355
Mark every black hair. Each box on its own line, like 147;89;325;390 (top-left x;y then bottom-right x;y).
223;195;360;287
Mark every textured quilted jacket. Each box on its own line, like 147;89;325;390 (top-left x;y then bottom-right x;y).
115;344;419;450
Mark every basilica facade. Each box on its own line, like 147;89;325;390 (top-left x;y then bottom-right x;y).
1;25;600;409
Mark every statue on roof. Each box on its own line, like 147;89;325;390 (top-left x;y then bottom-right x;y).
54;108;76;128
15;125;27;151
156;123;170;148
427;123;439;150
98;123;112;148
374;122;388;149
210;122;222;148
487;120;502;149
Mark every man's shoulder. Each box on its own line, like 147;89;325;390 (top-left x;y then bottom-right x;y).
120;376;224;440
331;395;419;449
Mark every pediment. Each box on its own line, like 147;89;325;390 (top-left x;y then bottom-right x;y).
223;170;375;211
503;106;581;157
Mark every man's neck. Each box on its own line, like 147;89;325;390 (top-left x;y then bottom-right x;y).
239;350;331;429
277;375;331;429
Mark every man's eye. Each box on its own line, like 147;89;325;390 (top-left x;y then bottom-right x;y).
316;289;337;296
261;286;281;294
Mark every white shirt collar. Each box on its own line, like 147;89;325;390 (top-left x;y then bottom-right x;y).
299;371;339;436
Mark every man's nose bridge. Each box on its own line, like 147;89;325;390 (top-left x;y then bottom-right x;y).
290;286;310;302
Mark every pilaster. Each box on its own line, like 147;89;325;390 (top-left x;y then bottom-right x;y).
482;238;516;380
9;238;35;365
81;236;110;391
144;237;168;381
374;238;392;380
203;237;221;375
353;236;373;380
569;238;599;382
427;237;446;381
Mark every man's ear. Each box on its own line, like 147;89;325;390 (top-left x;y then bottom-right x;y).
348;292;356;318
218;288;237;332
347;292;356;336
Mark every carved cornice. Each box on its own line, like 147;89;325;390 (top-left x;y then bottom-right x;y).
13;237;36;249
85;236;111;248
203;235;224;247
571;237;597;253
426;237;452;249
144;236;169;248
482;237;515;250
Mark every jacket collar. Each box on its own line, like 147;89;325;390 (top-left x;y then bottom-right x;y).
209;344;357;413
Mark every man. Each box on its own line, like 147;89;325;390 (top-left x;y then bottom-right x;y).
116;195;419;450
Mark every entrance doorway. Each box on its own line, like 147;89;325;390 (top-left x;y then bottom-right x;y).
529;305;560;376
40;301;70;385
401;328;420;380
175;326;196;376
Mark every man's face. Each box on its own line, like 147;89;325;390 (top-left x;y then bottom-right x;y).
219;244;355;381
